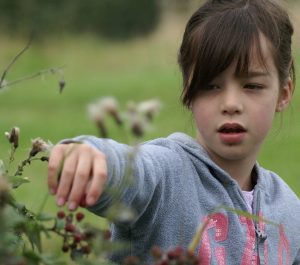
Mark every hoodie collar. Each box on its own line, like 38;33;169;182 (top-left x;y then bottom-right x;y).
167;132;266;193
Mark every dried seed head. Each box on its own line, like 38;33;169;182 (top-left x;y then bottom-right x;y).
97;97;118;113
87;102;107;137
137;99;162;121
99;97;122;125
87;103;105;123
131;119;144;138
87;97;121;124
59;79;66;93
5;127;20;148
96;120;108;138
87;97;123;137
29;138;53;157
126;101;137;113
126;106;146;138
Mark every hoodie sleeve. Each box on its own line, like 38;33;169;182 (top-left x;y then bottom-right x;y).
68;135;179;225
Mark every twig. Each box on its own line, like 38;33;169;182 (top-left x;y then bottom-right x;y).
0;66;65;90
0;36;33;87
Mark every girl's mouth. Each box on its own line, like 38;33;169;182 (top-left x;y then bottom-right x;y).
218;123;246;144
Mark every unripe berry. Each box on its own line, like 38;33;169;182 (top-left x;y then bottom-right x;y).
65;223;76;233
79;195;87;207
167;246;184;260
74;233;82;243
62;244;69;252
76;212;85;222
151;245;163;260
123;255;140;265
57;210;65;219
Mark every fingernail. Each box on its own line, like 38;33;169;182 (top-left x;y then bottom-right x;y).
87;196;95;206
68;201;77;211
57;197;65;206
50;188;56;195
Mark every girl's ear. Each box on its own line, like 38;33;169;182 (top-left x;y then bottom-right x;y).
276;77;293;112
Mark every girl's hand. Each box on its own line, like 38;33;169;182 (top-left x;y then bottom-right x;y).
47;143;107;211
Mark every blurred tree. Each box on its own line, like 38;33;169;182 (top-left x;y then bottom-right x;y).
0;0;161;40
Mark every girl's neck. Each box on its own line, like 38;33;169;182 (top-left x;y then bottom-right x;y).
208;152;257;191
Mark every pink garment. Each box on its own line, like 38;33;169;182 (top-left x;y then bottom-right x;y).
242;190;254;213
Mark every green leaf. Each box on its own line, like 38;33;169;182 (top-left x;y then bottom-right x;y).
23;250;42;264
55;218;66;231
25;222;42;252
9;175;30;188
36;212;55;221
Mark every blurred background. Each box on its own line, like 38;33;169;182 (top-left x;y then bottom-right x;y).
0;0;299;259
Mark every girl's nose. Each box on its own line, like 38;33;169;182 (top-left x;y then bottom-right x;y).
220;88;243;115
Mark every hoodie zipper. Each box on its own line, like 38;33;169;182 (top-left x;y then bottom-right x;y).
254;190;267;265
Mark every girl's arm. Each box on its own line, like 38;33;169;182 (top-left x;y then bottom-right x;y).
47;136;174;220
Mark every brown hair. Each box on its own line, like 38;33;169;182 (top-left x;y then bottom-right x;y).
178;0;295;107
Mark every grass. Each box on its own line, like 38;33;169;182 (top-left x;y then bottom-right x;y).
0;9;300;259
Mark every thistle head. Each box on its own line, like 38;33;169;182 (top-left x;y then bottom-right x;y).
29;138;53;157
5;127;20;149
137;99;162;121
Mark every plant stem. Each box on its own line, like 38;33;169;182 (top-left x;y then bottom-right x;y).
37;193;49;215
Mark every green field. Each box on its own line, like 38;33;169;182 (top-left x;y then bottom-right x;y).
0;16;300;258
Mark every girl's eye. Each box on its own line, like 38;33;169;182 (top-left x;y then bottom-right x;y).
204;84;220;90
244;83;264;90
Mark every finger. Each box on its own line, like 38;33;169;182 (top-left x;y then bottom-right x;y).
86;152;108;206
55;150;78;207
48;145;68;195
67;149;93;211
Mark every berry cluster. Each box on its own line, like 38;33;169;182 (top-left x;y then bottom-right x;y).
55;210;93;259
122;246;199;265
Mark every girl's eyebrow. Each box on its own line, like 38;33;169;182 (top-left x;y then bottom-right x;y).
239;71;270;78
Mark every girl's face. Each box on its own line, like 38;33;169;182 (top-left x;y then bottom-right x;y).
191;34;292;166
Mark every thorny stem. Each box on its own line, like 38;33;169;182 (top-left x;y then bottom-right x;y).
14;157;31;176
14;156;48;177
47;226;73;239
0;35;33;87
8;146;17;164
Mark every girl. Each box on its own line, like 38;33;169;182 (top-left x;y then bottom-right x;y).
48;0;300;264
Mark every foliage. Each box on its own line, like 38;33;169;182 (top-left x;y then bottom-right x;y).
0;0;161;40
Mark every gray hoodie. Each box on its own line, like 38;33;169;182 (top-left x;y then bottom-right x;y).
72;132;300;264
